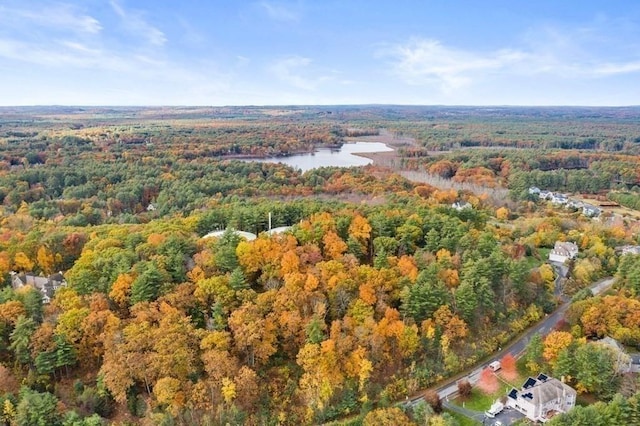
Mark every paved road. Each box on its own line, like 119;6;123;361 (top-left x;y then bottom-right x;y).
406;276;616;410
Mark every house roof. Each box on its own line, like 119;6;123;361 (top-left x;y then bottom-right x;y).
598;336;626;353
202;229;257;241
12;272;66;301
551;241;579;257
518;377;576;406
264;226;292;235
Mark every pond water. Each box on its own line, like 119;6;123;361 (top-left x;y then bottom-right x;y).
247;142;393;172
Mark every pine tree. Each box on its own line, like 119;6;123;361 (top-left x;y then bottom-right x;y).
55;334;76;376
229;267;249;291
9;316;36;366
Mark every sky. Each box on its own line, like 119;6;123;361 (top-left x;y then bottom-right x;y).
1;0;640;106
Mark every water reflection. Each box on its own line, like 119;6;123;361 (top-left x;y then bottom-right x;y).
248;142;393;172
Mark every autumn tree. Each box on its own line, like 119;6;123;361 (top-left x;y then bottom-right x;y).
109;273;134;309
13;252;34;272
543;331;574;368
477;367;499;394
423;389;442;413
363;407;414;426
228;301;277;367
500;353;518;381
457;379;472;398
496;207;509;221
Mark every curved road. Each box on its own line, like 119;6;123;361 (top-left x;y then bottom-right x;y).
406;276;616;407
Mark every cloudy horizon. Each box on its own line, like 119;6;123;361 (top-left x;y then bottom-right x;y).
1;0;639;106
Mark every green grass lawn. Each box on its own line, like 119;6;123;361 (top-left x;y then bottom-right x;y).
445;409;480;425
453;375;523;412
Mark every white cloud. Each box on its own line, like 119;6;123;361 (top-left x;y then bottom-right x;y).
109;0;166;46
380;38;525;90
0;3;102;34
269;56;331;90
380;31;640;92
594;61;640;76
258;1;300;22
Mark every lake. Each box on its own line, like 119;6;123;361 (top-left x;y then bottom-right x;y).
248;142;393;172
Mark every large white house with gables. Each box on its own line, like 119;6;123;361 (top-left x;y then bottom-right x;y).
506;374;576;423
10;272;66;304
548;241;579;263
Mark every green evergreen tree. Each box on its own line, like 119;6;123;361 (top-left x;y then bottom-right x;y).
9;316;36;366
16;387;62;426
229;267;249;291
130;261;164;304
55;334;77;376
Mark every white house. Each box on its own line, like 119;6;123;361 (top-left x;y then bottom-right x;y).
202;229;257;241
10;272;67;304
264;226;292;236
451;201;472;211
539;191;552;200
550;193;568;205
582;204;601;218
529;187;541;195
548;241;579;263
620;245;640;256
506;374;576;423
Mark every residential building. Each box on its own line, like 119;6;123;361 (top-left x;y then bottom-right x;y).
595;337;633;374
582;204;601;218
506;374;576;423
620;245;640;256
202;229;257;241
451;201;472;211
548;241;579;263
10;272;67;304
539;191;552;200
550;193;568;205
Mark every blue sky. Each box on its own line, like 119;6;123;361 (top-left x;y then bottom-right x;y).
1;0;640;106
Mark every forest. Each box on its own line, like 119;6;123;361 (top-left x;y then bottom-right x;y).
0;106;639;425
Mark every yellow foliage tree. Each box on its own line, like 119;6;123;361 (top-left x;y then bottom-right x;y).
109;273;134;308
0;252;11;276
221;377;237;405
13;251;34;272
496;207;509;220
543;331;573;367
397;255;418;282
322;231;347;260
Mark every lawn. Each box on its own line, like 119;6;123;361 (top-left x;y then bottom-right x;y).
453;371;525;412
454;388;503;411
445;409;480;425
519;248;551;271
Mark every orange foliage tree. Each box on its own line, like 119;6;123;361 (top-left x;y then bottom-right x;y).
501;353;518;381
477;367;499;394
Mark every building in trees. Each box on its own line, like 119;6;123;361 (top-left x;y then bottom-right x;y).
10;272;66;304
548;241;579;263
506;374;576;423
595;337;634;374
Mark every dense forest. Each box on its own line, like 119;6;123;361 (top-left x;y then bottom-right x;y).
0;106;639;425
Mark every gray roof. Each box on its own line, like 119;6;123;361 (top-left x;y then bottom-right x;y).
525;378;576;406
12;273;66;300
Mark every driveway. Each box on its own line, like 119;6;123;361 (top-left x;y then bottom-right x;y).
404;277;616;421
487;406;525;425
